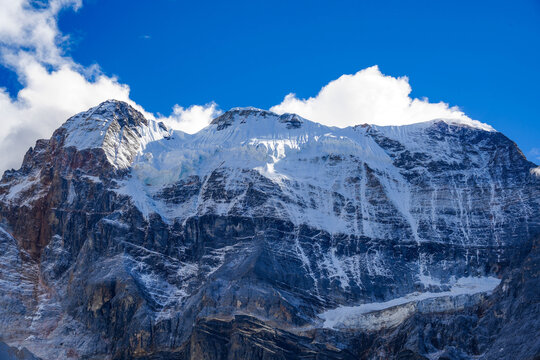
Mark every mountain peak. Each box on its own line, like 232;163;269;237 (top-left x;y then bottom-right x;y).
61;100;147;142
58;100;168;169
210;107;304;131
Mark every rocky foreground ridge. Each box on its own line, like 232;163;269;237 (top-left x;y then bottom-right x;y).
0;100;538;359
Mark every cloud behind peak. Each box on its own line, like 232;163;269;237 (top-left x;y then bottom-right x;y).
270;66;492;131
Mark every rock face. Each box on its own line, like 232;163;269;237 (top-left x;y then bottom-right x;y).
0;100;538;359
0;341;40;360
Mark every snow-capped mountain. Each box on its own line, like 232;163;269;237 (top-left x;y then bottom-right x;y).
0;100;538;359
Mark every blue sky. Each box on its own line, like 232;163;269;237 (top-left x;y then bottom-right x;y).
0;0;539;170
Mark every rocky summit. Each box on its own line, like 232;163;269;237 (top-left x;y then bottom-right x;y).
0;100;538;359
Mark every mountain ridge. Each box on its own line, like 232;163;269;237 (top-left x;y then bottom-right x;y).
0;100;538;359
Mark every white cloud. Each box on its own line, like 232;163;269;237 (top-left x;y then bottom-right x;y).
270;66;492;130
0;62;138;171
0;0;146;172
0;0;81;66
160;103;221;134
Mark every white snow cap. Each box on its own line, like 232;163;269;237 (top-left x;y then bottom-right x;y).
60;100;168;169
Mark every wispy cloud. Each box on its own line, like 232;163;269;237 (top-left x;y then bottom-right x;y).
528;148;540;163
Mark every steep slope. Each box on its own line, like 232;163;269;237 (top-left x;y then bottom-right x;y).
0;100;538;359
338;234;540;360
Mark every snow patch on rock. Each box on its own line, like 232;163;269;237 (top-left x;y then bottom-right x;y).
319;276;501;330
